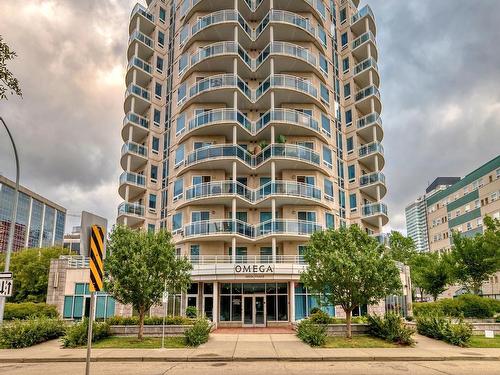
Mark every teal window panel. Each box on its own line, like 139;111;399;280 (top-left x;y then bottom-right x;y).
84;283;90;295
449;207;481;228
75;283;85;295
446;190;479;212
73;296;84;318
63;296;73;319
96;296;106;319
106;298;116;318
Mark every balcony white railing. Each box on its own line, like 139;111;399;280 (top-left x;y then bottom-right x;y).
188;255;305;265
358;142;384;158
352;31;376;50
127;56;152;75
119;171;146;188
131;3;154;23
355;85;380;102
123;112;149;130
129;29;154;49
353;57;378;76
359;172;385;187
356;112;381;130
121;141;148;158
125;83;151;101
118;202;145;217
362;202;388;217
351;5;374;26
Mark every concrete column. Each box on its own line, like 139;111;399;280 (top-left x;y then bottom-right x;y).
290;281;295;322
213;281;218;328
233;125;237;144
367;43;372;60
365;17;369;33
271;161;276;181
270;125;275;144
231;237;236;264
272;237;277;263
369;70;373;86
372;124;377;143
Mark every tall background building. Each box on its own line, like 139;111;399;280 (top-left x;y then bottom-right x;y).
117;0;401;325
0;175;66;252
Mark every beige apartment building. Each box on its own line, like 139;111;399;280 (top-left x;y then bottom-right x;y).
426;155;500;299
117;0;400;326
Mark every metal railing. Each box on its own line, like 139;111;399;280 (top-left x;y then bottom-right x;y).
353;57;378;76
131;3;154;22
127;56;152;75
123;112;149;130
60;255;90;269
128;29;153;49
352;31;376;50
351;5;374;25
118;202;145;217
121;141;148;158
358;142;384;158
362;202;388;217
119;171;146;188
125;83;151;101
359;172;386;187
356;112;382;130
355;85;380;102
188;254;305;264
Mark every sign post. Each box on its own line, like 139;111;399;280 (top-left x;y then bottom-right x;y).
85;225;105;375
0;272;13;298
161;289;169;349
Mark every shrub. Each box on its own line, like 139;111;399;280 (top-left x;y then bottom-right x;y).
185;306;197;318
405;316;414;322
309;307;322;315
61;319;110;348
414;295;500;319
4;302;58;320
413;302;443;317
106;315;193;326
308;310;331;324
184;319;212;347
416;315;472;347
0;317;65;348
367;313;415;346
296;319;327;347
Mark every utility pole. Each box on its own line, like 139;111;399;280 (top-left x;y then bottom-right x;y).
0;117;20;325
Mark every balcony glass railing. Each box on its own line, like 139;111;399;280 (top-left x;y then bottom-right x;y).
358;142;384;158
351;5;374;25
119;172;146;187
362;202;388;217
129;29;153;49
256;75;318;99
121;141;148;158
356;112;381;130
355;85;380;102
187;254;305;265
191;10;239;36
255;108;319;133
359;172;386;187
352;31;376;50
127;56;152;75
353;57;378;76
123;112;149;130
256;220;323;237
185;144;253;167
125;83;151;101
118;202;145;217
187;74;251;100
184;180;321;203
255;144;321;166
131;3;154;22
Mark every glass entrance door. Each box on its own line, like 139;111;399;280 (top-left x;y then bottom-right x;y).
243;295;266;327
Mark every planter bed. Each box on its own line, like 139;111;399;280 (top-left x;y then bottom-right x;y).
292;322;369;336
110;324;192;337
406;321;500;335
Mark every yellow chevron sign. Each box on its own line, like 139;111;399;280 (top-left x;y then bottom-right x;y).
89;225;105;292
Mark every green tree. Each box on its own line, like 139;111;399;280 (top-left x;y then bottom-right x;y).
0;35;22;99
0;247;71;302
301;225;402;338
388;231;418;264
410;252;453;301
449;217;500;294
104;226;192;340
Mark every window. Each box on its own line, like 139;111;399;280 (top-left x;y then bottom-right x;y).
175;144;185;167
340;8;347;23
152;136;160;153
342;57;349;73
190;245;200;263
319;54;328;75
324;179;334;200
149;194;157;209
150;165;158;181
179;26;188;46
343;83;351;99
153;109;161;126
157;30;165;47
347;165;355;182
177;83;187;104
298;211;316;222
321;113;331;136
325;213;335;229
192;211;209;222
341;32;348;47
155;82;162;99
176;113;186;135
320;83;330;105
318;27;327;47
156;56;164;73
346;137;354;153
172;212;182;231
159;7;166;23
349;193;357;212
179;54;188;75
297;176;315;185
345;109;352;125
173;179;183;200
148;224;155;233
322;146;332;169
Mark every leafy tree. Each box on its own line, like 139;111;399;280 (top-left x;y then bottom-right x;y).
410;252;453;301
0;35;22;99
388;231;418;264
449;217;500;294
0;247;72;302
104;226;192;340
301;225;402;338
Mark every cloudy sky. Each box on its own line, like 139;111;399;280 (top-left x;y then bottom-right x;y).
0;0;499;233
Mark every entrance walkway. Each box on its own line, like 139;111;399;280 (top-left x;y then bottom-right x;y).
212;327;294;334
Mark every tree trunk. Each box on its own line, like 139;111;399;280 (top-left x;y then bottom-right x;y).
138;306;145;341
419;288;425;302
432;294;438;301
345;309;352;339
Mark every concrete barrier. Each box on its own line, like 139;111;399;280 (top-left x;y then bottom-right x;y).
110;325;192;337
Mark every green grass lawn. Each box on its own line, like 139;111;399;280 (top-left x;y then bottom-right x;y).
323;335;400;348
90;336;187;349
469;336;500;348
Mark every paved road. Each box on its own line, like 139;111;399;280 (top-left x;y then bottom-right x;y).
1;361;500;375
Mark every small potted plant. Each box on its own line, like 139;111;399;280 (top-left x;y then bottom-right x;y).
275;134;287;144
254;140;268;154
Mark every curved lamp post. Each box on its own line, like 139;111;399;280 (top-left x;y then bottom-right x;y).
0;116;20;325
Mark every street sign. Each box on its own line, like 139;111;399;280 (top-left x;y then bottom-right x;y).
89;225;105;292
0;272;13;297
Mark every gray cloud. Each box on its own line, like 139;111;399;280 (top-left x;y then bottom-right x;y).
1;0;498;233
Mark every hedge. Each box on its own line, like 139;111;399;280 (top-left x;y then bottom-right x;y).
4;302;58;320
416;315;472;347
414;295;500;319
0;317;66;348
308;310;368;324
61;319;110;348
105;315;194;326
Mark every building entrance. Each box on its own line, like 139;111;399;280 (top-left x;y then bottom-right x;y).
243;295;266;327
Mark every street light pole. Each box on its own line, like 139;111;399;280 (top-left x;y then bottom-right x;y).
0;116;20;325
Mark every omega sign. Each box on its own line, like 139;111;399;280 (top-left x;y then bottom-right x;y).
234;264;275;273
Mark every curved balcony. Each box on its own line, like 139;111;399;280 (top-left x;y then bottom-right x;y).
361;202;389;227
352;31;378;62
126;56;152;87
124;83;151;114
353;57;379;88
351;5;376;37
127;29;154;61
117;202;145;227
359;172;387;200
129;3;155;35
122;112;149;143
181;219;323;242
120;141;148;170
356;112;383;143
180;180;324;208
178;108;328;144
358;142;385;170
354;85;381;115
179;143;322;175
118;171;146;200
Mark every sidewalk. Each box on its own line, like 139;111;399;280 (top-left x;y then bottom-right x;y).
0;334;499;363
